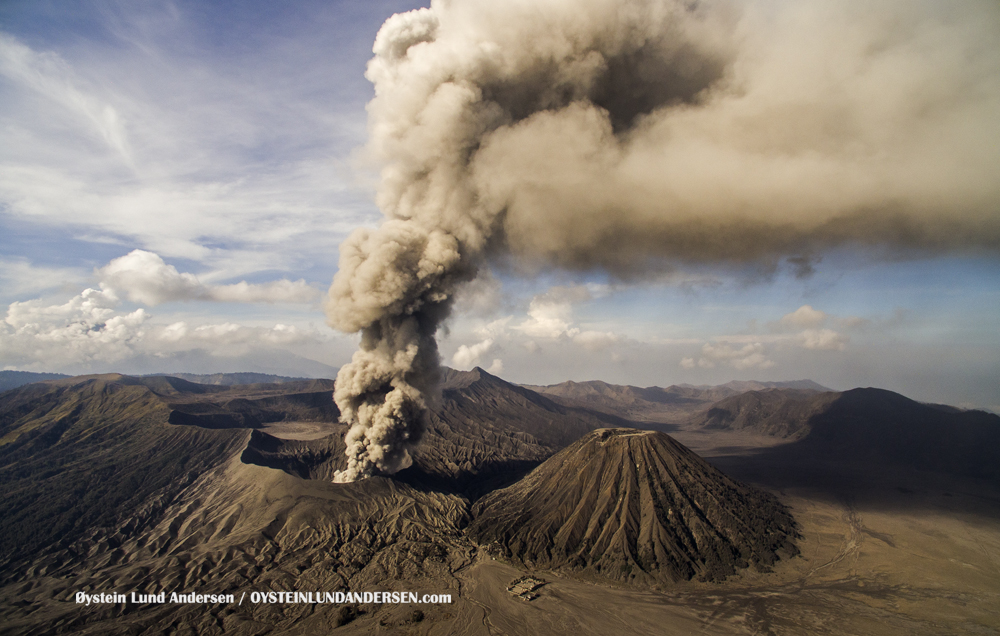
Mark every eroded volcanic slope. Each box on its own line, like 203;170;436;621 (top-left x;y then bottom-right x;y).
0;374;467;635
0;369;652;635
409;367;632;494
468;428;799;585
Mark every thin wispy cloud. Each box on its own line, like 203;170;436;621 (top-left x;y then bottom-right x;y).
0;3;384;276
0;33;132;162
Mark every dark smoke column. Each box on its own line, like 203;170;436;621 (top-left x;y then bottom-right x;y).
327;223;473;481
325;0;734;481
324;8;488;481
327;0;1000;481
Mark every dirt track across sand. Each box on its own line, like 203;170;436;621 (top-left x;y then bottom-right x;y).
427;489;1000;636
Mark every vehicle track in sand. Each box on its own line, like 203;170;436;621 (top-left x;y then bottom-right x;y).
800;501;863;582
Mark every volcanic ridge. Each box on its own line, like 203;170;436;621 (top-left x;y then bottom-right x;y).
5;369;997;634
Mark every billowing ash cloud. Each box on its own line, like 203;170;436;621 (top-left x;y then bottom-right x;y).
327;0;1000;481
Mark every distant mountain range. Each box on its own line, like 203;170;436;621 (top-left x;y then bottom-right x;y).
521;378;831;423
2;367;999;634
0;370;334;394
0;370;69;392
152;371;327;385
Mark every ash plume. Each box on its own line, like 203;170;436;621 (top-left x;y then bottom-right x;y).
327;0;1000;481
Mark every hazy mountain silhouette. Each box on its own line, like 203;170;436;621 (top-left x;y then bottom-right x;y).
690;388;840;439
523;378;830;423
0;370;69;392
155;372;326;386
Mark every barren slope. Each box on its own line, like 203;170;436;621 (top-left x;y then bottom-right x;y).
406;367;635;495
469;428;799;584
0;375;470;635
691;388;840;439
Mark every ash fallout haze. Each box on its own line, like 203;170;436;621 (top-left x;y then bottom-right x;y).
326;0;1000;479
1;0;999;480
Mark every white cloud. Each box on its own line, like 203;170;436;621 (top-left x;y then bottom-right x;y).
0;33;132;162
451;338;496;370
798;328;847;351
512;286;627;357
572;330;621;351
762;305;851;351
678;304;854;372
478;316;512;339
780;305;827;328
5;287;121;329
516;296;578;339
203;280;319;304
450;316;519;370
2;288;148;369
0;24;379;287
98;250;202;305
699;342;775;370
97;250;319;305
456;284;631;363
0;285;325;373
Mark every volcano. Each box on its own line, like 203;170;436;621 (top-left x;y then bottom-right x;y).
7;372;995;635
468;428;799;584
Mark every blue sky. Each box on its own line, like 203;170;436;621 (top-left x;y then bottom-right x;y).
1;0;998;411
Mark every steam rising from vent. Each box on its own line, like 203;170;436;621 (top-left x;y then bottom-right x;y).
327;0;1000;481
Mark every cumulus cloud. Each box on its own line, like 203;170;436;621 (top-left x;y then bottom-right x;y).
517;297;578;340
98;250;319;305
0;286;323;373
451;337;496;369
681;304;853;369
780;305;827;329
158;321;313;351
2;288;146;369
699;342;775;370
510;286;624;351
776;305;849;350
798;328;847;351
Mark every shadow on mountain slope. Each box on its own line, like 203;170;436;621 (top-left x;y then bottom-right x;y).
700;388;1000;518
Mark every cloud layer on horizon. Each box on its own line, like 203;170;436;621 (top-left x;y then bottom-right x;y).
0;250;341;374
